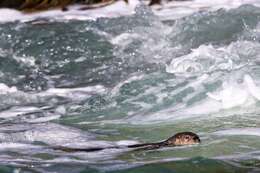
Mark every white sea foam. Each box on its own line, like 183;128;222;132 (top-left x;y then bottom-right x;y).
125;74;260;124
0;83;18;94
0;143;41;150
153;0;260;20
175;74;260;118
41;85;106;99
0;83;106;121
213;128;260;137
166;42;254;76
0;123;95;145
207;82;250;109
115;140;139;146
175;74;260;119
207;74;260;109
0;106;42;118
111;33;140;46
244;74;260;100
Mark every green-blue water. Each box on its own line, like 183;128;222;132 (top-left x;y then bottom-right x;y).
1;4;260;173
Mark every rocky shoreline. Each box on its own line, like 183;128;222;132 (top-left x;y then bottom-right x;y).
0;0;123;12
0;0;191;12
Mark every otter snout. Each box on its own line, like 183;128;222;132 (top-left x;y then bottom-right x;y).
165;132;200;146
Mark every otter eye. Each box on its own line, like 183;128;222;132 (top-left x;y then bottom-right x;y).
185;136;190;140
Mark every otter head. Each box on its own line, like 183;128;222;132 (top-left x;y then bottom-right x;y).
163;132;200;146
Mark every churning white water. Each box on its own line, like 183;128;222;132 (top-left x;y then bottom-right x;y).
1;0;260;172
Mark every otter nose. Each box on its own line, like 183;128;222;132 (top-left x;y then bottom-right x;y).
193;136;201;143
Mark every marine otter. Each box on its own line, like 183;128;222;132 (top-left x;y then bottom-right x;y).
54;132;200;152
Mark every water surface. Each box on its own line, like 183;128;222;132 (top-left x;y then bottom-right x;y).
1;2;260;173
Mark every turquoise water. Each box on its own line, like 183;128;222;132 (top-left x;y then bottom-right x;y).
1;4;260;173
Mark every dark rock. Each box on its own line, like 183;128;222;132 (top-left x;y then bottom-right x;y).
0;0;24;9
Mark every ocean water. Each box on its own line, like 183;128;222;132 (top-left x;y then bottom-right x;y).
1;1;260;172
